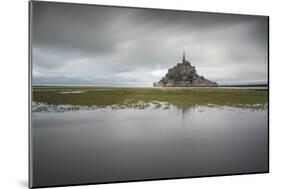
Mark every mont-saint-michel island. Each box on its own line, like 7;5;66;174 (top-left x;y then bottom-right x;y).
153;52;217;87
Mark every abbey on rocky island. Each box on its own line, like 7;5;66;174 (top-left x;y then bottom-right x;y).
153;52;217;87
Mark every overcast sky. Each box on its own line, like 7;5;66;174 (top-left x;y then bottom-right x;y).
32;1;268;86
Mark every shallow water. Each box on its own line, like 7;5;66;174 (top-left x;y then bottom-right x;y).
32;106;268;187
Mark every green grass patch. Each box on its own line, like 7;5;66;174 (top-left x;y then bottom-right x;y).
32;87;268;109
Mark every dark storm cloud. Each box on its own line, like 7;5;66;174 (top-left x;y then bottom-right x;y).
32;1;268;86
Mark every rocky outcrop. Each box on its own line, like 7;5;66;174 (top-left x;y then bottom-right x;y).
154;52;217;87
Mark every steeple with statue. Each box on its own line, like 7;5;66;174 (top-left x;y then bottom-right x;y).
181;51;191;66
153;51;217;87
182;51;186;62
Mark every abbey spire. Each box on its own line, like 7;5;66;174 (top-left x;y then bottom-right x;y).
182;51;186;63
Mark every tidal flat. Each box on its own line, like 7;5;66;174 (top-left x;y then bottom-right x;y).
32;87;268;110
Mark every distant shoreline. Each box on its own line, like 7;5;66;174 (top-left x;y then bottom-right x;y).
32;84;268;89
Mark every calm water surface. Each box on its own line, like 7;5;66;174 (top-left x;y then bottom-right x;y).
32;106;268;187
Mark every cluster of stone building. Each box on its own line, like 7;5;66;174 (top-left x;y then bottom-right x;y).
153;52;217;87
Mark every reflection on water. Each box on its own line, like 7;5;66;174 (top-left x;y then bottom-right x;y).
32;105;268;187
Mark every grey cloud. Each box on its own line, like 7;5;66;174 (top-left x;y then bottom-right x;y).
32;1;268;86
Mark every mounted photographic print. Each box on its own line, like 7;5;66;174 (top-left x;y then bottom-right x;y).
29;1;269;188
